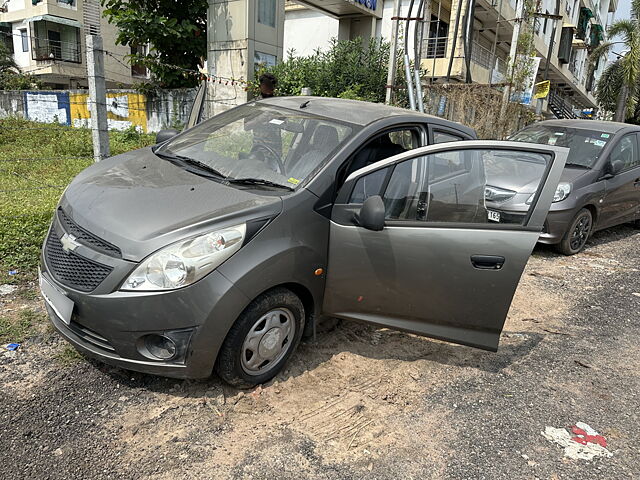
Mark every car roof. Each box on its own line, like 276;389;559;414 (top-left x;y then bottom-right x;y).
257;96;475;135
534;119;640;134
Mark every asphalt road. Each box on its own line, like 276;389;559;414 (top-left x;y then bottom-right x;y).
0;225;638;479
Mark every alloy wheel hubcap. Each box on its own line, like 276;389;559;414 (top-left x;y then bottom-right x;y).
241;308;295;375
570;215;591;251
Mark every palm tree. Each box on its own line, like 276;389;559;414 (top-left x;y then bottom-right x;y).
590;0;640;122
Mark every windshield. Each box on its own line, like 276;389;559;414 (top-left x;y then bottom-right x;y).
156;104;355;189
510;125;612;168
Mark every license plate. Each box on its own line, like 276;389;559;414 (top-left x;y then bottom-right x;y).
487;210;501;222
39;270;74;325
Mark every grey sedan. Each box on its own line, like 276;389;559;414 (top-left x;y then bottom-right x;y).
39;97;567;387
486;119;640;255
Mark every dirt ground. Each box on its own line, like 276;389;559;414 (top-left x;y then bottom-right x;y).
1;226;639;479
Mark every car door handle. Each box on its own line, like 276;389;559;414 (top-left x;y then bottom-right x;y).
470;255;505;270
634;178;640;187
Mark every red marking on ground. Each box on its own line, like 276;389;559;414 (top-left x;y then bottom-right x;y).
570;426;608;448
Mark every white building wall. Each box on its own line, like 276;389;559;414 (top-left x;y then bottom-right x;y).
6;0;25;13
11;21;30;69
283;0;418;59
282;9;338;58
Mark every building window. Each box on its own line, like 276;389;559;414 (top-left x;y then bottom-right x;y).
254;51;277;70
20;29;28;52
130;44;148;77
425;15;448;59
258;0;276;28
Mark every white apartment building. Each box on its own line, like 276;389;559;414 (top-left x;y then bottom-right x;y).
0;0;147;89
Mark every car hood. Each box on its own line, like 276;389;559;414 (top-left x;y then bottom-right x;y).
60;147;283;261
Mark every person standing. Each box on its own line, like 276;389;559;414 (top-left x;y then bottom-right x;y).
258;73;277;99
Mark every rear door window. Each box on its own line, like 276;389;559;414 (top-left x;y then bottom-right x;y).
433;130;465;144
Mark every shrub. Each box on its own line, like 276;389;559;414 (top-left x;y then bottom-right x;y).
253;38;390;103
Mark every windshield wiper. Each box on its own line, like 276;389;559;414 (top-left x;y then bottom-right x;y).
155;151;227;178
227;177;294;191
565;162;591;169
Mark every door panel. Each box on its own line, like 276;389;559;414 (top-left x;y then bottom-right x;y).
185;80;206;130
323;141;568;351
599;134;640;228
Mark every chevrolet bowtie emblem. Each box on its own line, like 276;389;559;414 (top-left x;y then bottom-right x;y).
60;233;81;254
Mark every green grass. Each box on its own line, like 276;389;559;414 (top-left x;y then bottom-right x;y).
0;308;47;344
55;344;84;365
0;117;156;284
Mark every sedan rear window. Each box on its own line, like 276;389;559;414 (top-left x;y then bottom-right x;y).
157;104;355;189
510;125;611;168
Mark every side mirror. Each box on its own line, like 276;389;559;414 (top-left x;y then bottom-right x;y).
601;159;624;180
355;195;386;231
156;129;179;144
609;159;624;175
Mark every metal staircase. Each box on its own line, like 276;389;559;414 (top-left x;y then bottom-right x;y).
548;90;578;119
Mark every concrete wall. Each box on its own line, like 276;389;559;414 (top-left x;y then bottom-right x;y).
0;88;197;133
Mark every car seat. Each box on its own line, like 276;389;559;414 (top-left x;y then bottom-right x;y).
288;125;339;179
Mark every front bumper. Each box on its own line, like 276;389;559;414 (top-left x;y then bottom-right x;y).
536;208;579;245
40;263;250;379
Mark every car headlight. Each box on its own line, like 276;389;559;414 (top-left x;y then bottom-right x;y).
526;182;571;205
485;185;516;203
122;224;246;291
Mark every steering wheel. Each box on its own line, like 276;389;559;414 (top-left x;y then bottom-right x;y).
250;144;285;175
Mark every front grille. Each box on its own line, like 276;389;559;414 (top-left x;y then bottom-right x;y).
57;208;122;258
68;320;117;353
45;230;113;292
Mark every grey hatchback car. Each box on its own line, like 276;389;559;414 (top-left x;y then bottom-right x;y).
487;119;640;255
39;97;567;387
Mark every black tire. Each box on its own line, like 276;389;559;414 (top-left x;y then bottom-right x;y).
215;287;304;388
555;208;593;256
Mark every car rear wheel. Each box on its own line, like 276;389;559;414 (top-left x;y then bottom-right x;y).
215;288;304;388
556;208;592;256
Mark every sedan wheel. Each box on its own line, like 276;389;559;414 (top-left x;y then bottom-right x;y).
556;208;593;256
215;288;304;388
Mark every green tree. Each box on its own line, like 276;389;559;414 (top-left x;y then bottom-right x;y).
0;43;41;90
0;42;17;77
591;0;640;122
101;0;207;88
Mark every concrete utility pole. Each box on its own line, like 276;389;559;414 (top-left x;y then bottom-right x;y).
385;0;401;104
86;34;110;162
499;0;525;126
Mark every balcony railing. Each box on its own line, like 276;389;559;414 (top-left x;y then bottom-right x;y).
422;36;448;59
471;42;494;70
33;42;81;63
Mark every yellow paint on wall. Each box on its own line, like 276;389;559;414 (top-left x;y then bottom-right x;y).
69;92;90;124
69;92;148;133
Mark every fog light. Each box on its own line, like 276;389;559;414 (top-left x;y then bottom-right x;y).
144;334;177;360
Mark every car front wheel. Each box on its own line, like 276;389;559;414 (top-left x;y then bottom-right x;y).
215;287;304;388
556;208;593;256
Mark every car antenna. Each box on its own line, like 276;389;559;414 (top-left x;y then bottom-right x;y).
299;100;310;109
